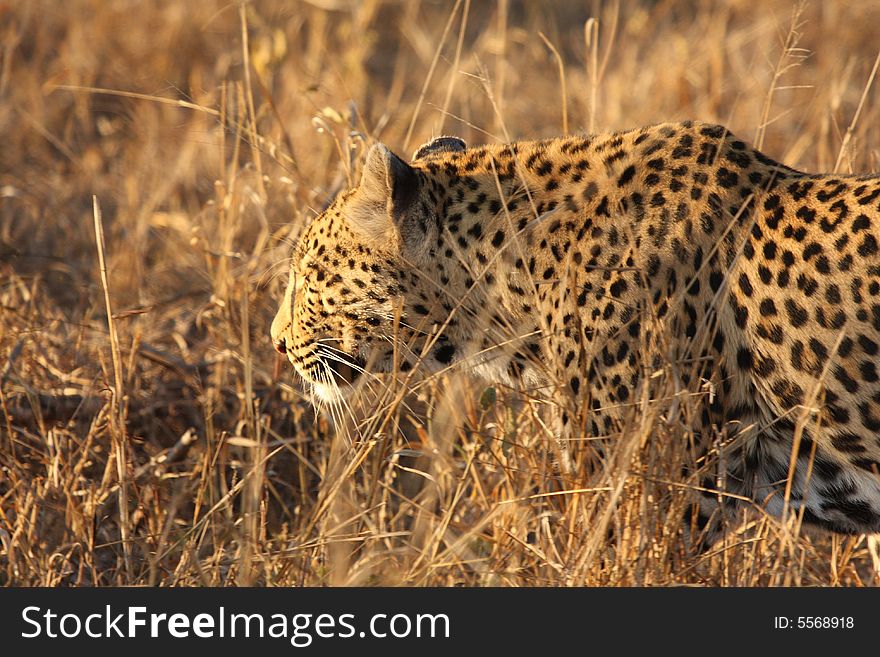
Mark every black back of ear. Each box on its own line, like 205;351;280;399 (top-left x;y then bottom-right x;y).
412;136;467;161
385;150;420;220
361;144;420;216
346;143;422;241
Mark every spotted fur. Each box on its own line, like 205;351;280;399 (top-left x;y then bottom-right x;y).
271;120;880;538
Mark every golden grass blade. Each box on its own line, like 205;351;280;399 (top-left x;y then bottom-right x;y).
92;196;132;581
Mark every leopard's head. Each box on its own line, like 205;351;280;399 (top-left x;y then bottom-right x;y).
271;137;468;403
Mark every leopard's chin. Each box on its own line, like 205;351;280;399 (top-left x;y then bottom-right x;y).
288;362;357;404
309;380;354;404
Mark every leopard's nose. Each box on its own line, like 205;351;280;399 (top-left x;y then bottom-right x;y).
273;337;287;354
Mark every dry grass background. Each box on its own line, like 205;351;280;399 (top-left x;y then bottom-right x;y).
2;0;880;586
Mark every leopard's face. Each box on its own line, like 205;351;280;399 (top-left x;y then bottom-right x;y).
270;197;407;403
271;140;465;403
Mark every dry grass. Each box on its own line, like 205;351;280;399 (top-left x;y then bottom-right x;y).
2;0;880;587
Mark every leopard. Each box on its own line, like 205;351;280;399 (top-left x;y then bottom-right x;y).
270;120;880;547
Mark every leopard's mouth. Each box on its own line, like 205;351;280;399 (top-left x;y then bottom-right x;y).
274;335;368;386
321;352;368;385
286;342;368;402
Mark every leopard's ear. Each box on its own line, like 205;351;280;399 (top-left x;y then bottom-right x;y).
412;135;467;161
346;143;421;242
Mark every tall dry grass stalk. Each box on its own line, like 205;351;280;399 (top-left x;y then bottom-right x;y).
91;196;132;581
1;0;880;587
